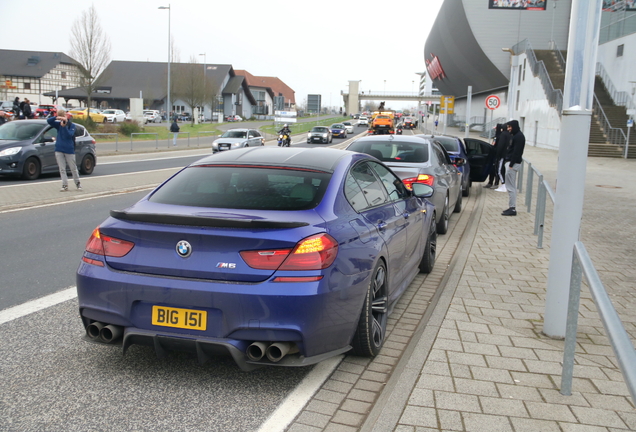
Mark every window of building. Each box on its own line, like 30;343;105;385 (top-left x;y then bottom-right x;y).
62;86;67;90
522;59;527;81
617;44;624;57
61;71;67;79
516;90;520;111
24;83;31;90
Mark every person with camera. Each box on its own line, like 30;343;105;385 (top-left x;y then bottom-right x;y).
47;109;81;192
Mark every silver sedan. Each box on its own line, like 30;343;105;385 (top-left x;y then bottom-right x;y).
212;129;265;153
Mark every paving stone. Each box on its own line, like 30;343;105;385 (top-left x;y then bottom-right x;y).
470;366;514;384
305;399;339;416
354;379;384;393
524;401;577;422
295;410;332;428
314;389;347;405
330;409;365;427
449;363;472;379
570;406;629;428
558;423;609;432
462;412;514;432
453;377;499;397
421;360;451;376
447;351;488;367
485;355;528;372
415;373;455;392
509;417;561;432
538;388;591;407
287;423;322;432
438;408;463;431
323;423;359;432
479;395;529;417
434;390;481;413
408;388;435;407
398;406;438;428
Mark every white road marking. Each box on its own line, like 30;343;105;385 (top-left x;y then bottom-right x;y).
0;286;77;325
257;355;343;432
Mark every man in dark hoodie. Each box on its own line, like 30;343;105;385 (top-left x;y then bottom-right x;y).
502;120;525;216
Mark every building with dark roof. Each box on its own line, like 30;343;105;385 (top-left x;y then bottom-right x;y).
0;49;82;105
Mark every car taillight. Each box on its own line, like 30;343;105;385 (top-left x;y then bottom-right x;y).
402;174;434;190
241;233;338;271
85;227;134;258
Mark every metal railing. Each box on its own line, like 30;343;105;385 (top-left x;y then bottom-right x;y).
519;158;636;404
92;133;119;151
196;131;217;147
512;39;564;116
170;132;190;148
561;241;636;405
593;93;627;148
595;62;636;111
130;133;158;150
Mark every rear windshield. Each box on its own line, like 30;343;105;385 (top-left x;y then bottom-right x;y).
148;166;331;210
348;140;429;163
435;137;460;152
221;130;247;138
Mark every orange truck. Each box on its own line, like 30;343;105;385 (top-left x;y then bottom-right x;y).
369;110;395;135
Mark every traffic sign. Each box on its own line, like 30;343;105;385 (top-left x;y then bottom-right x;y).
485;95;501;110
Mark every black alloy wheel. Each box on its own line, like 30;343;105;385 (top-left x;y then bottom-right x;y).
352;261;388;357
454;189;462;213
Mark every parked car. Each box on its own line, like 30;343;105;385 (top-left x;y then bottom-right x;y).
101;109;126;123
346;135;462;234
75;146;437;370
211;128;265;153
330;123;347;139
0;119;96;180
68;108;107;123
342;121;355;134
307;126;332;143
225;115;243;122
35;104;65;118
358;116;369;127
144;110;162;124
417;134;494;195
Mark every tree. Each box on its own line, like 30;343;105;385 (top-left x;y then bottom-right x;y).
173;56;204;125
69;5;111;116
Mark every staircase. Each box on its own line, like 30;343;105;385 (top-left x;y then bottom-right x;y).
534;49;634;158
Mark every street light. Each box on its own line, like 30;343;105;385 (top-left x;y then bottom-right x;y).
158;5;171;123
199;53;206;122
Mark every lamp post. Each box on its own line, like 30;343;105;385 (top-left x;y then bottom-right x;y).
199;52;206;122
159;5;171;123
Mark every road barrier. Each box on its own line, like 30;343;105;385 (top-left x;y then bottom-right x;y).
130;133;158;151
92;133;119;151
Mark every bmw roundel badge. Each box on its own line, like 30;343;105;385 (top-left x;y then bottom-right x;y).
176;240;192;258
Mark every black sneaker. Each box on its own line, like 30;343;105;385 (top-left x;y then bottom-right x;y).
502;208;517;216
483;184;493;189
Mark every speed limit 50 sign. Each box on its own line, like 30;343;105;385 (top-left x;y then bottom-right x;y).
485;95;501;110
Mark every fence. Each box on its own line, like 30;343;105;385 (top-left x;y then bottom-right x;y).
130;133;158;150
196;131;217;147
92;133;119;151
518;157;636;405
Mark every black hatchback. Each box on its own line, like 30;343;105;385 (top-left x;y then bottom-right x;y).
0;119;97;180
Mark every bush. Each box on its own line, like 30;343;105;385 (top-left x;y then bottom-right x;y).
100;123;119;134
118;121;142;136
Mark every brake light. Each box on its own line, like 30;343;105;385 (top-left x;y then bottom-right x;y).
85;227;135;258
402;174;434;190
241;233;338;271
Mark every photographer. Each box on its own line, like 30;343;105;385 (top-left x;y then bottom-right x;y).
47;110;81;192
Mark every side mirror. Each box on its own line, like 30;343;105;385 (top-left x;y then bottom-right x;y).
43;137;55;143
411;183;434;198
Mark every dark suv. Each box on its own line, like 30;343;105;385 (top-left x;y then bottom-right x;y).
0;119;97;180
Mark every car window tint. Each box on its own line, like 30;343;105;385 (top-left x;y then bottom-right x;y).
43;126;58;141
346;162;388;209
74;125;86;137
0;122;43;140
148;166;330;211
433;144;451;165
435;137;459;153
368;162;409;201
464;139;483;155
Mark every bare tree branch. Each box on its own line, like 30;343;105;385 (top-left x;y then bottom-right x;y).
69;5;111;115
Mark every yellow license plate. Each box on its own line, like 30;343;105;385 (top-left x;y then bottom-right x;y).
152;306;207;331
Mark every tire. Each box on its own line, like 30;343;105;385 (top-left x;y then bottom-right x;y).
419;215;437;273
454;189;462;213
436;195;449;234
351;260;388;357
79;154;95;175
22;157;41;180
113;119;117;123
462;179;470;197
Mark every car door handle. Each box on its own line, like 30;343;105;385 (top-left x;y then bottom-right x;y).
377;221;387;231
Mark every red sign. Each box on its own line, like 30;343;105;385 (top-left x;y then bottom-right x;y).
485;95;501;110
426;54;446;81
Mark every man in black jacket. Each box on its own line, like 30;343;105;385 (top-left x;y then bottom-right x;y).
502;120;525;216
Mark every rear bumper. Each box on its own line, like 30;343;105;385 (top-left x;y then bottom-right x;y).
77;259;368;368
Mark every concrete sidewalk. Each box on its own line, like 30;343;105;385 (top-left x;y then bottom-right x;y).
286;132;636;431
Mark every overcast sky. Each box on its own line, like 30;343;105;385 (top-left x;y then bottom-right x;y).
1;0;443;110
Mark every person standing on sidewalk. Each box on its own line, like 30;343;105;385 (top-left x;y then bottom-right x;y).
47;109;81;192
493;123;513;192
501;120;525;216
170;118;180;146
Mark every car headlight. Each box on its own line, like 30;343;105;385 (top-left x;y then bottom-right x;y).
323;133;328;137
0;147;21;157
